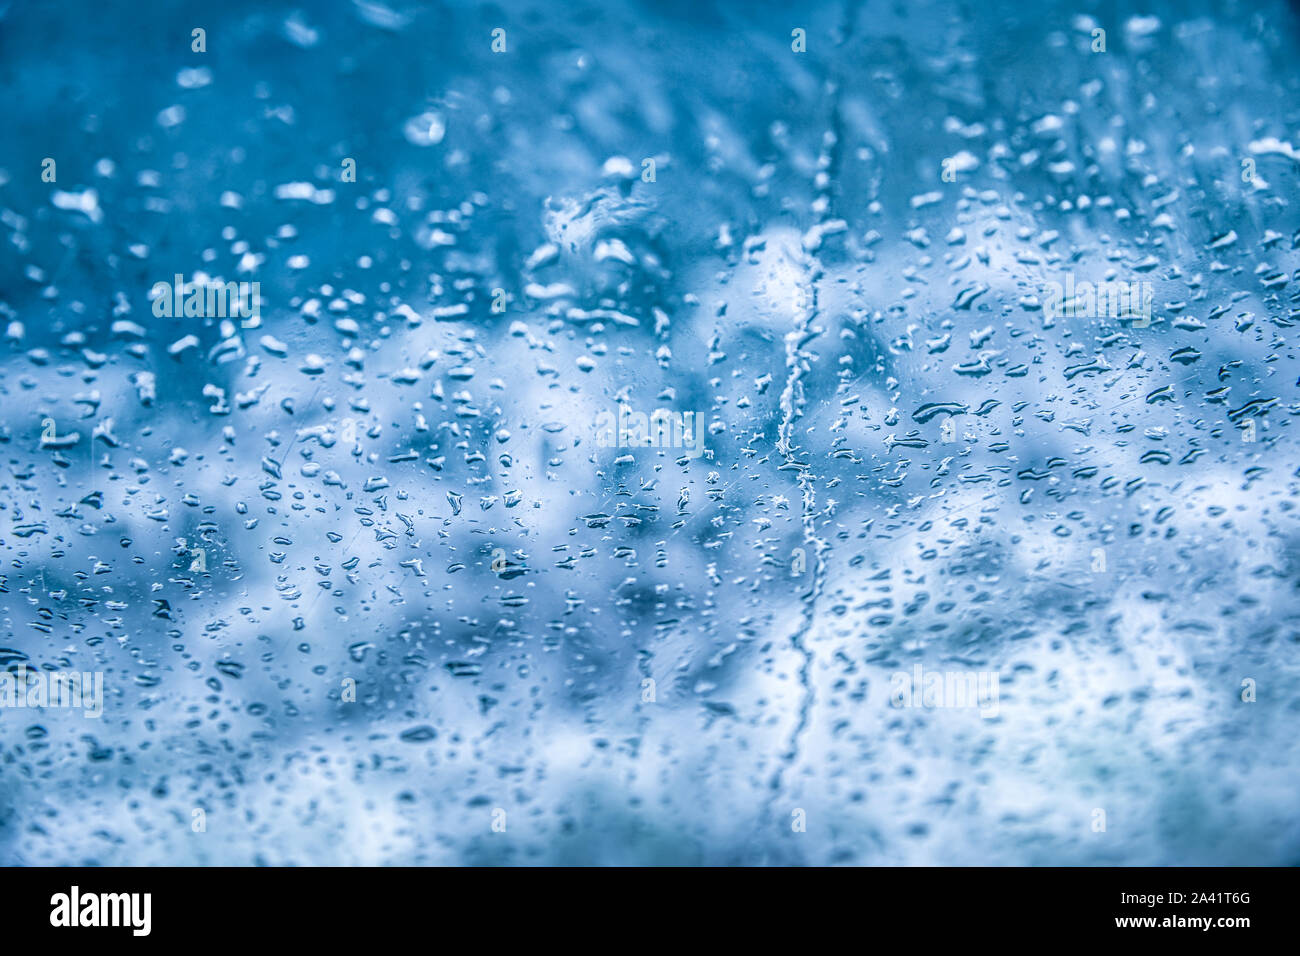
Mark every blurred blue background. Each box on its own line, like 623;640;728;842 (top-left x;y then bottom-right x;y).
2;0;1300;864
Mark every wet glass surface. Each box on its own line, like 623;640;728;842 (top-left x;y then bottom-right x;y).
2;0;1300;864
